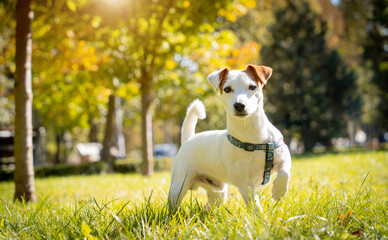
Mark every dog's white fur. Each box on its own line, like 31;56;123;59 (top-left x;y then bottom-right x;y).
168;65;291;210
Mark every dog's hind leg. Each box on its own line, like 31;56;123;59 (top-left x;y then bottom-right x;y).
168;170;193;209
239;186;263;213
205;184;228;207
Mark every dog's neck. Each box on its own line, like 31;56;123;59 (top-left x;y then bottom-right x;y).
226;106;269;143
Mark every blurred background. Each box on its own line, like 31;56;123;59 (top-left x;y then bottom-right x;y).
0;0;387;177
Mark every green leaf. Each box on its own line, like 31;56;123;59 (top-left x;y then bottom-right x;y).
91;16;102;28
81;221;92;237
66;0;76;12
34;24;51;38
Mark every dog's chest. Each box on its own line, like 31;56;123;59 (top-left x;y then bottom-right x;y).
222;149;267;187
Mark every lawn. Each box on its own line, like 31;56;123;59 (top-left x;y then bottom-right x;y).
0;151;387;239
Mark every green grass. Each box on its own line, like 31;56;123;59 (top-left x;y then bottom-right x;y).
0;151;387;239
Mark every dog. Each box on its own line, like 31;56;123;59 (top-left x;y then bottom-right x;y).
168;64;291;211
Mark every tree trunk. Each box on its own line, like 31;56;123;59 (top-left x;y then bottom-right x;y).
140;73;154;176
88;116;99;143
115;96;126;158
55;130;63;164
101;94;115;172
301;128;315;152
13;0;36;202
347;118;356;146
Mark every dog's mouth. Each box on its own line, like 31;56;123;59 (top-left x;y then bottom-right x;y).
234;112;249;117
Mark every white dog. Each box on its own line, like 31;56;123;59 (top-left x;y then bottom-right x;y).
168;64;291;211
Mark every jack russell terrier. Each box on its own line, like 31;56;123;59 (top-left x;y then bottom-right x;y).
168;64;291;211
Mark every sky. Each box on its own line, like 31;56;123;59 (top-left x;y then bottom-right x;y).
330;0;341;6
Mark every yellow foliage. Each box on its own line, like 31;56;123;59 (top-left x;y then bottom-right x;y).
34;24;51;38
102;88;113;97
199;23;215;33
71;64;79;72
165;59;176;70
66;0;77;12
183;1;191;8
78;40;86;48
226;41;261;69
170;72;179;81
138;18;149;36
218;0;256;22
117;82;140;98
240;0;257;8
91;16;102;28
54;38;104;73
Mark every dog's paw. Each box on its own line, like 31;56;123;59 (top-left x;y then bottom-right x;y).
271;176;289;201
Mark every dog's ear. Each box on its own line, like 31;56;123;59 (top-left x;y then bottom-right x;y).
207;67;230;92
246;64;273;86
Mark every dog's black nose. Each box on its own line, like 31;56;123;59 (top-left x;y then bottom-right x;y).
234;102;245;112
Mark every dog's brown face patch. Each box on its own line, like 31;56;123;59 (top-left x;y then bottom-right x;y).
242;69;261;87
218;67;230;94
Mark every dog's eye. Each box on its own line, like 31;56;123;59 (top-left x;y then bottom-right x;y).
224;87;232;93
249;85;257;91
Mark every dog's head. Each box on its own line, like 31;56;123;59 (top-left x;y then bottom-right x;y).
207;64;272;118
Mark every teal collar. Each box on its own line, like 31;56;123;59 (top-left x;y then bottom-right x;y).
226;134;285;185
226;134;285;151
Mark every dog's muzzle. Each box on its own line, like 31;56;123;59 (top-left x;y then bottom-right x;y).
234;102;248;116
234;102;245;112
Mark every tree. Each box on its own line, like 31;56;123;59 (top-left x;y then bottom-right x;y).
0;2;16;129
261;0;357;151
93;0;253;176
101;94;115;172
30;2;112;163
335;0;371;144
339;0;371;67
362;0;388;139
3;0;255;168
337;0;387;141
13;0;36;202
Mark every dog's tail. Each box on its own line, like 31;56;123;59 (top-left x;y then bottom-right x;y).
181;99;206;144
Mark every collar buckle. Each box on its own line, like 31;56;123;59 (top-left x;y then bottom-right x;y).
242;142;255;151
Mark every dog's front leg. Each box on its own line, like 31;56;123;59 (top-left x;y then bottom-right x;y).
272;155;291;201
239;186;263;213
